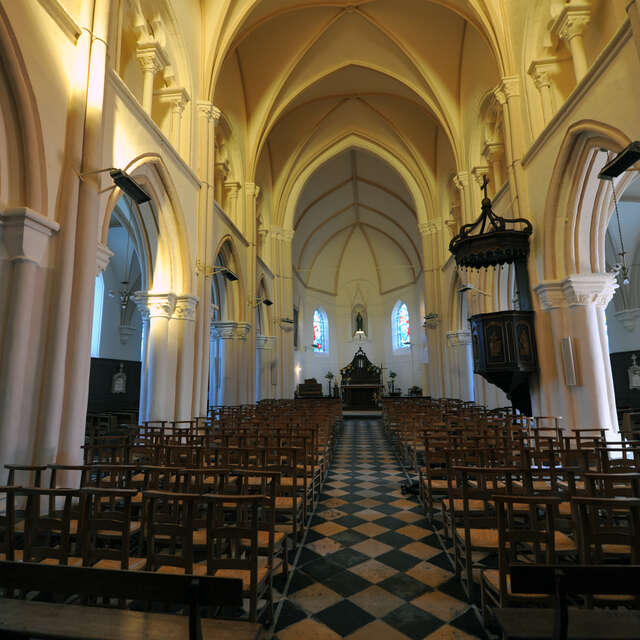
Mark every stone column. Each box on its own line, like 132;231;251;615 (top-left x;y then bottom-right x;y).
256;336;275;401
134;292;176;421
0;209;59;471
553;4;591;83
136;42;167;115
171;295;198;420
233;322;251;404
419;219;446;398
224;181;242;226
446;330;474;401
482;142;505;192
157;87;190;152
535;274;618;437
272;228;295;398
210;321;238;405
245;183;261;402
528;62;554;126
494;76;527;220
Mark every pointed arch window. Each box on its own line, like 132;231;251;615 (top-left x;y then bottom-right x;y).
392;301;411;351
312;308;329;354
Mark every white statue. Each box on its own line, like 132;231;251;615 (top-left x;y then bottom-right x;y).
628;354;640;390
111;362;127;394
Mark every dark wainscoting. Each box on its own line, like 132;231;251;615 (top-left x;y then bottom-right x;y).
88;358;141;414
610;350;640;412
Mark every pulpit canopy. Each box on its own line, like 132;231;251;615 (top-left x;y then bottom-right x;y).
340;347;381;385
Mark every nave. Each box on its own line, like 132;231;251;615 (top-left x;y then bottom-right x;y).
272;418;484;640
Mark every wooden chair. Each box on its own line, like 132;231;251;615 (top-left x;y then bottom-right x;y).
480;495;565;626
143;490;203;575
4;464;47;487
0;487;19;561
18;488;82;566
79;487;144;570
201;494;273;623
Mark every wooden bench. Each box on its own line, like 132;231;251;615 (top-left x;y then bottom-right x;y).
495;564;640;640
0;561;263;640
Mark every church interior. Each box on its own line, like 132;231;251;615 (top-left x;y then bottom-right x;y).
1;0;640;638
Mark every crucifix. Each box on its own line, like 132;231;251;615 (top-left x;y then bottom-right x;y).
481;174;490;200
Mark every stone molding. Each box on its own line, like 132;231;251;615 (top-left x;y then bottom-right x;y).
245;182;261;199
471;165;490;186
453;171;469;191
210;320;237;340
234;322;251;340
136;41;168;73
156;87;190;113
272;227;295;242
119;325;136;345
172;295;199;321
418;218;442;236
614;308;640;332
256;335;276;350
482;141;504;163
224;181;242;196
197;100;221;121
535;273;618;310
133;292;177;319
0;207;60;265
96;242;113;276
447;330;472;347
528;60;553;89
494;76;520;105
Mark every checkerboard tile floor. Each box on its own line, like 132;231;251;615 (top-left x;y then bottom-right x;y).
270;418;487;640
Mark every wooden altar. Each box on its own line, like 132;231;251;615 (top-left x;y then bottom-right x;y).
340;347;382;410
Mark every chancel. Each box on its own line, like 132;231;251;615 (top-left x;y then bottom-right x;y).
2;2;640;639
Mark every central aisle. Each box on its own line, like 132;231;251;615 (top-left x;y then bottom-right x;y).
272;418;486;640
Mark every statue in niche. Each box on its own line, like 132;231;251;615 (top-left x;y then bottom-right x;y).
352;304;367;338
111;363;127;394
629;354;640;390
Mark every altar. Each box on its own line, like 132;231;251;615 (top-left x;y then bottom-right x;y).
340;347;382;410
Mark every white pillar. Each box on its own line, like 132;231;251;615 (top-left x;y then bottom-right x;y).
134;292;176;420
553;5;591;83
256;336;275;401
157;87;190;152
0;209;59;471
446;331;474;402
528;62;554;126
171;295;198;420
245;183;260;402
224;181;242;227
136;42;167;115
211;321;239;405
482;142;505;193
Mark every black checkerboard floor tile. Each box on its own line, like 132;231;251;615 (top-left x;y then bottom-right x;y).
269;418;486;640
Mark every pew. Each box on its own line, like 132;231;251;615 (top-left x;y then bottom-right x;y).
494;564;640;640
0;561;263;640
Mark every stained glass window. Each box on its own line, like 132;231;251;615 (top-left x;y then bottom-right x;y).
393;301;411;350
313;308;328;353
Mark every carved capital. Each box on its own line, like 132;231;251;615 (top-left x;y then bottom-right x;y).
196;100;221;121
256;335;276;350
482;141;504;164
527;60;553;90
534;280;566;311
471;166;490;187
562;273;618;308
156;87;190;113
172;294;199;321
418;218;442;236
447;330;472;347
553;5;590;42
272;227;295;242
96;242;113;276
453;171;469;191
494;76;520;105
133;292;176;319
224;181;242;198
234;322;251;340
119;325;136;345
0;207;60;266
245;182;261;199
210;320;237;340
135;41;168;74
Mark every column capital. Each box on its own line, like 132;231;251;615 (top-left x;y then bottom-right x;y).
96;242;113;276
135;41;168;73
133;292;177;319
482;141;504;163
0;207;60;266
210;320;237;340
197;100;221;121
245;182;261;199
224;181;242;197
533;280;566;311
172;294;199;321
494;76;520;105
234;322;251;340
453;171;469;191
552;4;590;42
447;330;472;347
471;165;490;187
272;227;295;242
562;273;618;308
418;218;442;236
527;60;553;90
156;87;190;113
256;335;276;350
